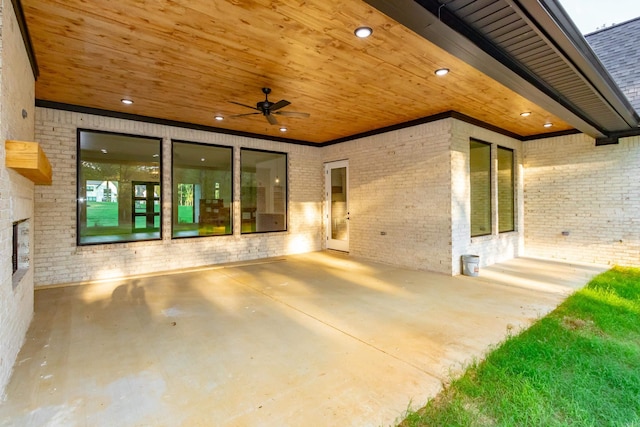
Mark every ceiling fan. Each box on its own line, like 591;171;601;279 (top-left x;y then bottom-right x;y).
229;87;310;125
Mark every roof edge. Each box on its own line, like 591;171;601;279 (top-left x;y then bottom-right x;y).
519;0;640;128
366;0;607;138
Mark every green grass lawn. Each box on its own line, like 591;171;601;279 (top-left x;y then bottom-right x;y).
86;202;119;227
85;202;233;237
400;266;640;427
177;205;193;223
85;202;193;227
83;202;163;237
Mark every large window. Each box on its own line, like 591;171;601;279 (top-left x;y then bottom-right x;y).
240;149;287;233
497;146;515;233
470;140;491;237
172;141;232;238
78;130;162;245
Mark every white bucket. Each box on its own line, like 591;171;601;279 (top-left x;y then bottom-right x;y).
462;255;480;277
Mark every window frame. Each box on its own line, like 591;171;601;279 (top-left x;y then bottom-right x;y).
76;128;163;246
11;219;29;289
497;145;515;233
12;221;19;274
469;139;493;238
240;148;288;234
170;140;234;239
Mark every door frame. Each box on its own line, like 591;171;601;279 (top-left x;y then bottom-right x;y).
324;160;349;252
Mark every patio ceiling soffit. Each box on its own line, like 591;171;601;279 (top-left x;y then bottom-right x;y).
365;0;640;143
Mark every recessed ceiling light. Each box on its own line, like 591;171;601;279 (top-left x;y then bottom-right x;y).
354;27;373;38
435;68;450;76
544;122;553;128
152;154;159;158
121;98;133;105
279;127;287;132
520;111;531;117
100;148;108;154
214;115;224;121
200;158;205;162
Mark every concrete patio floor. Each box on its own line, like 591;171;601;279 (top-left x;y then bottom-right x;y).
0;252;606;426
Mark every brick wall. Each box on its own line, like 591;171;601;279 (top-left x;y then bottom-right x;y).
320;118;525;275
36;106;635;290
322;120;454;274
34;109;323;286
0;1;37;396
40;113;525;281
524;133;639;266
451;120;524;275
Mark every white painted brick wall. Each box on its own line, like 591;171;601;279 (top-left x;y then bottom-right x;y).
322;120;454;274
524;133;640;266
34;109;323;286
450;120;524;275
0;0;37;397
34;105;636;294
321;118;524;275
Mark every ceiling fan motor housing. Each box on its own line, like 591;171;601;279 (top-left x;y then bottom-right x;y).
229;87;308;124
260;87;272;113
258;101;273;112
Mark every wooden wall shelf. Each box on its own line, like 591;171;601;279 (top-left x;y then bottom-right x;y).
5;140;52;185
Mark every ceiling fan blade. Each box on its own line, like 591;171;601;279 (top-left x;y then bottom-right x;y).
274;111;310;118
229;101;259;110
229;112;261;118
269;100;291;112
266;113;278;125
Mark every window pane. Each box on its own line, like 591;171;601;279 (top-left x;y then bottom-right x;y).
470;140;491;237
172;141;232;238
331;167;348;240
498;147;515;233
12;222;18;274
241;149;287;233
78;131;161;245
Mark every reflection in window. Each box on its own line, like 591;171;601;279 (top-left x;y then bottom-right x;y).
78;130;162;245
172;141;232;238
241;149;287;233
498;146;515;233
470;140;491;237
331;167;348;240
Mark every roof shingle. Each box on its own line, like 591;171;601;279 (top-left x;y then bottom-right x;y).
586;17;640;113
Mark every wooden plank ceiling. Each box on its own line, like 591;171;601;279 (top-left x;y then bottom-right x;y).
21;0;573;144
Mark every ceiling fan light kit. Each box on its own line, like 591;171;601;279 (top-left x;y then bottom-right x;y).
229;87;310;126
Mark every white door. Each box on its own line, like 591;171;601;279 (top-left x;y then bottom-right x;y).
325;160;349;252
